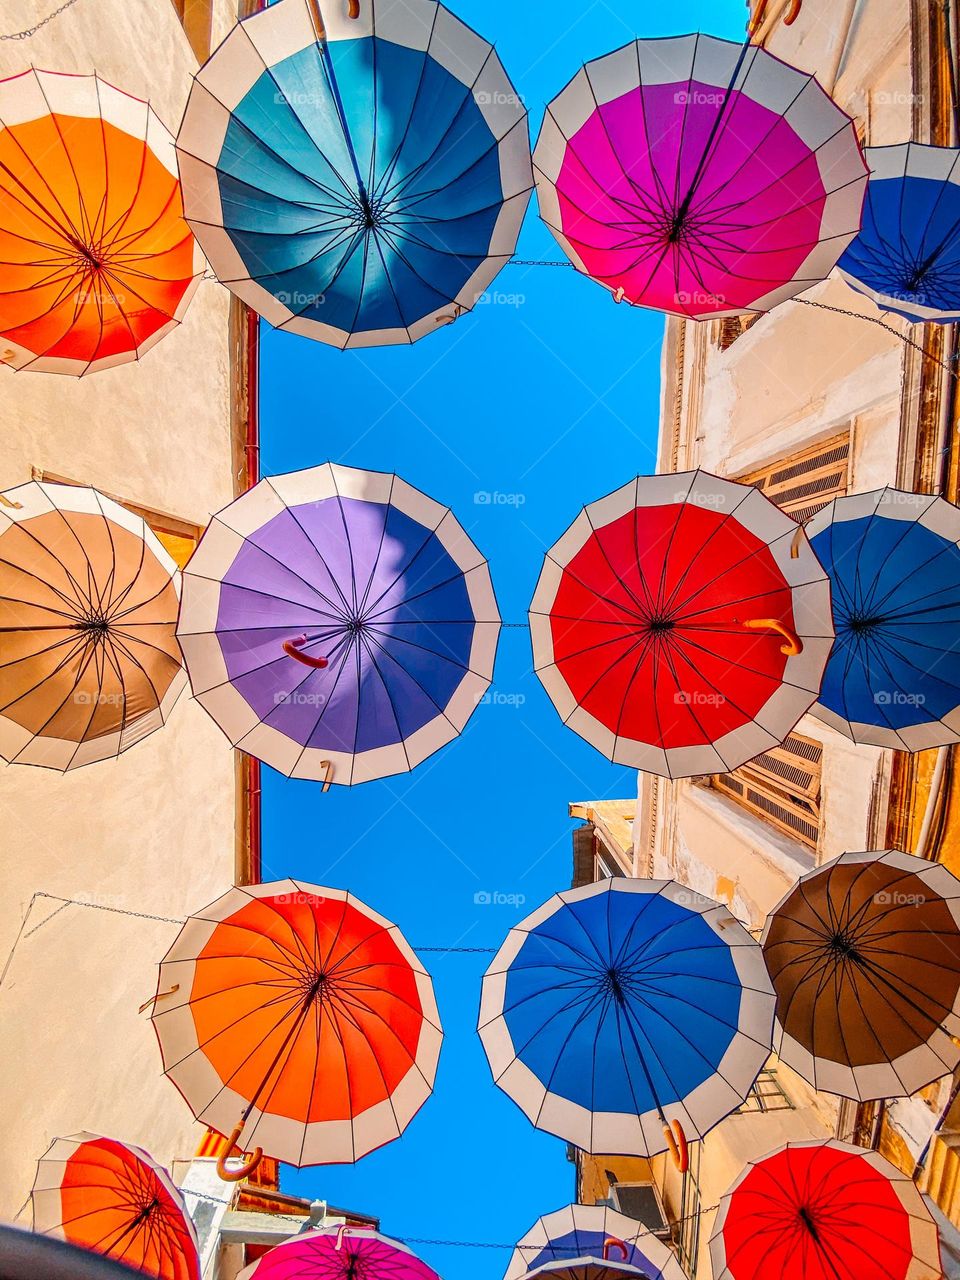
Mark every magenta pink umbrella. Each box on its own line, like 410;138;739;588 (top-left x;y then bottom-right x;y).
236;1227;441;1280
534;34;868;319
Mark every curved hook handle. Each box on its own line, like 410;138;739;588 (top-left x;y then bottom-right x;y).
283;635;329;669
138;983;179;1015
789;523;808;560
347;0;360;15
320;759;333;793
215;1120;263;1183
749;0;801;36
602;1238;628;1262
743;617;803;657
785;0;803;24
663;1120;689;1173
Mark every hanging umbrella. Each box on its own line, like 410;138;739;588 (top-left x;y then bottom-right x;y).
478;878;775;1162
151;880;442;1171
806;486;960;749
0;69;202;375
529;470;833;778
31;1133;200;1280
709;1139;942;1280
235;1226;441;1280
533;34;867;318
0;481;186;770
762;848;960;1099
175;0;531;348
839;143;960;323
505;1205;686;1280
177;462;499;786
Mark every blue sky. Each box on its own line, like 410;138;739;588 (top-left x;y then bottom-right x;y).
258;1;742;1276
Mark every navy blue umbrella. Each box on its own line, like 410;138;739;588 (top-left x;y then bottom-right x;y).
808;487;960;749
838;143;960;323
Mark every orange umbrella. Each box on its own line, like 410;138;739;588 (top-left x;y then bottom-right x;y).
31;1133;200;1280
151;881;442;1171
0;481;186;769
0;69;202;375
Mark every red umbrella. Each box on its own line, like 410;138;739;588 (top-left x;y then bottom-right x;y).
529;471;833;777
709;1140;941;1280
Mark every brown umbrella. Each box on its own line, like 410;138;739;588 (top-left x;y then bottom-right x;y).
763;849;960;1099
0;481;186;769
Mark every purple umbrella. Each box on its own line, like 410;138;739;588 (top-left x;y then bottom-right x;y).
177;464;500;785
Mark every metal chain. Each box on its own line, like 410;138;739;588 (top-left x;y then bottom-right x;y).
509;259;574;268
412;946;496;953
794;297;959;377
0;0;84;40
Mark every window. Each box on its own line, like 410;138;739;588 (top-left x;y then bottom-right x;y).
170;0;214;62
611;1183;670;1238
738;431;851;524
711;732;823;851
737;1067;794;1113
30;469;202;569
716;313;761;351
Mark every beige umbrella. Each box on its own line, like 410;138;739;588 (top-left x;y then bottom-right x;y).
0;481;185;769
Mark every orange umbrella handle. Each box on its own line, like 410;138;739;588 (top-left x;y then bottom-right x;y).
137;984;179;1014
602;1238;628;1262
320;759;333;792
750;0;801;36
789;524;808;559
216;1121;263;1182
663;1120;689;1173
347;0;360;15
0;493;22;509
743;617;803;656
283;635;329;669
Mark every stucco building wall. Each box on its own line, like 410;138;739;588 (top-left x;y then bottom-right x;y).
0;0;243;1220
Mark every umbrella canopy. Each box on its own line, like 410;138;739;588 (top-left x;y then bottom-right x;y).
176;0;531;348
478;878;775;1158
235;1227;441;1280
177;462;499;785
0;481;186;770
529;470;833;778
839;143;960;323
0;69;202;375
709;1139;942;1280
763;848;960;1100
533;34;866;318
31;1133;199;1280
151;881;442;1169
504;1205;685;1280
807;486;960;750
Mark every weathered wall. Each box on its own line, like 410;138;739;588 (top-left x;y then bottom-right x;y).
0;0;241;1219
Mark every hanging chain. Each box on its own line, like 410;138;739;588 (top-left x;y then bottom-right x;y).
0;0;84;40
794;297;959;378
509;259;574;268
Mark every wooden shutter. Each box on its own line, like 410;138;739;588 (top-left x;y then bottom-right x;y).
712;732;822;850
739;432;851;523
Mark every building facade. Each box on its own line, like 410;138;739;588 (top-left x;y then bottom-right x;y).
576;1;960;1275
0;0;261;1225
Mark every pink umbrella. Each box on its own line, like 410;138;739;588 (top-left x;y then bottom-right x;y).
534;34;868;319
236;1227;441;1280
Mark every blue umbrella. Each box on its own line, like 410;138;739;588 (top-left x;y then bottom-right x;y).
807;487;960;750
503;1205;686;1280
478;879;774;1161
175;0;532;348
838;143;960;323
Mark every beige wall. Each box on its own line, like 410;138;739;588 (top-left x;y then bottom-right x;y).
0;0;242;1221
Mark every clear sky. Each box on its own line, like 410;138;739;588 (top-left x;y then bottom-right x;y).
259;2;743;1277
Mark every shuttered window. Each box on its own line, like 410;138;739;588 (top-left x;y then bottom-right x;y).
738;431;851;524
712;732;822;850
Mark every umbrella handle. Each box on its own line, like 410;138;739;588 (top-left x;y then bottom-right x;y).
789;524;808;559
750;0;801;35
320;759;333;792
602;1239;628;1262
137;984;179;1014
283;636;329;669
347;0;360;14
216;1121;263;1182
663;1120;689;1173
742;617;802;657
